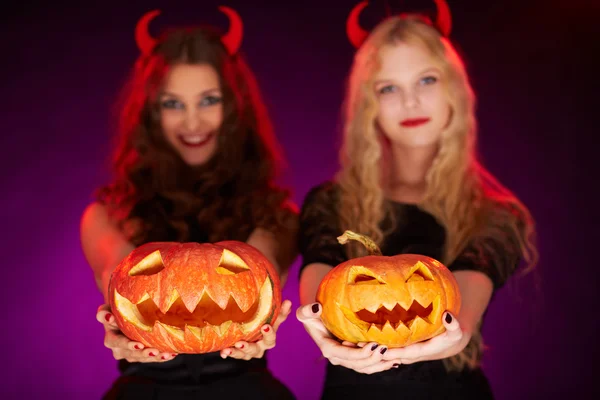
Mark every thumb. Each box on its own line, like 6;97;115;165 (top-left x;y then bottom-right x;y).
273;300;293;331
442;311;461;332
97;304;120;330
296;302;322;323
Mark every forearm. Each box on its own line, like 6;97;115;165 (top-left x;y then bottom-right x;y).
246;228;297;287
435;270;493;358
299;263;332;305
453;270;493;334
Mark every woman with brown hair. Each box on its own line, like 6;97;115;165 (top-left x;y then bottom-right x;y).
80;7;297;399
296;1;538;398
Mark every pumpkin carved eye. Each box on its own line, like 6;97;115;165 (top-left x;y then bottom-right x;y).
348;266;386;285
216;249;250;275
129;250;165;276
405;261;434;283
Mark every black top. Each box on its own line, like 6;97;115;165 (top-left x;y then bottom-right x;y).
116;197;267;384
298;182;523;397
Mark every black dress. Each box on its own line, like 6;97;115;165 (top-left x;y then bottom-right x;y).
103;201;296;400
298;182;524;400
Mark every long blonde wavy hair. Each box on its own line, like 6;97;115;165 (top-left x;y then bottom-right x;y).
336;16;538;372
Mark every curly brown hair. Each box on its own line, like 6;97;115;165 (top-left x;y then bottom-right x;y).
96;26;296;255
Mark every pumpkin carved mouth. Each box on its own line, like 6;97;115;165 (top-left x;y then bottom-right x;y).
114;277;272;341
355;300;434;329
338;295;440;333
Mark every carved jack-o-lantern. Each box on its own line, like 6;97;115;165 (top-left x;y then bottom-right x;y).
108;241;281;353
317;231;460;347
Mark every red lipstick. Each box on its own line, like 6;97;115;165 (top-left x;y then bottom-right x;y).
400;118;430;127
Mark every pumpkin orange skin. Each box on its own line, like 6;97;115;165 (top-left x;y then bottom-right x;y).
108;241;281;353
317;254;460;347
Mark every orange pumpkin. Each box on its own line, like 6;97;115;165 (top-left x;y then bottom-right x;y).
317;231;460;347
108;241;281;353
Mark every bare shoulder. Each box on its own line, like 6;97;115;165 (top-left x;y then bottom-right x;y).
81;201;122;244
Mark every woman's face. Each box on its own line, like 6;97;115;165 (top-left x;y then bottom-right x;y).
374;41;451;149
158;63;224;166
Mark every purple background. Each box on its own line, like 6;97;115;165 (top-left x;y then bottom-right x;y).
2;0;596;398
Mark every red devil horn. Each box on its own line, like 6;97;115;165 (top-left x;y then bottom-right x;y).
135;9;160;55
433;0;452;37
218;6;243;55
346;1;370;48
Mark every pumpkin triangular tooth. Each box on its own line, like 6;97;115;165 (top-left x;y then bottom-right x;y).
135;292;151;304
367;323;383;334
157;288;180;314
381;321;395;336
396;298;412;311
208;288;229;310
365;304;379;314
394;320;411;336
231;291;254;313
210;320;233;337
183;287;205;313
156;321;185;341
408;316;430;330
187;325;204;340
152;321;179;352
220;320;233;336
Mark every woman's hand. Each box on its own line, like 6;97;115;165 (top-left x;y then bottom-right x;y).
220;299;293;360
381;311;467;365
96;304;177;363
296;302;397;374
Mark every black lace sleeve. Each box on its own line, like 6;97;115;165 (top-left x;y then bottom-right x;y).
298;182;348;276
448;218;523;291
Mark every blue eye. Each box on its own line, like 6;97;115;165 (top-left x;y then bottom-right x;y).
379;85;396;94
420;76;438;85
161;99;184;109
200;95;222;107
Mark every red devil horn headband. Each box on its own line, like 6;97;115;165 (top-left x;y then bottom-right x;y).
346;0;452;48
135;6;244;55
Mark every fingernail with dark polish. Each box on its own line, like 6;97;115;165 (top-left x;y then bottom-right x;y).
445;313;453;324
105;314;112;322
264;326;270;332
134;344;141;350
380;347;387;354
371;344;378;351
161;356;166;360
393;363;400;367
240;344;245;349
312;304;319;313
148;352;155;357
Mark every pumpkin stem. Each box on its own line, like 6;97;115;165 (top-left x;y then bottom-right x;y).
337;230;382;256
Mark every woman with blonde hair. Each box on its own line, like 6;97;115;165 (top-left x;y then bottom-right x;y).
296;1;538;398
